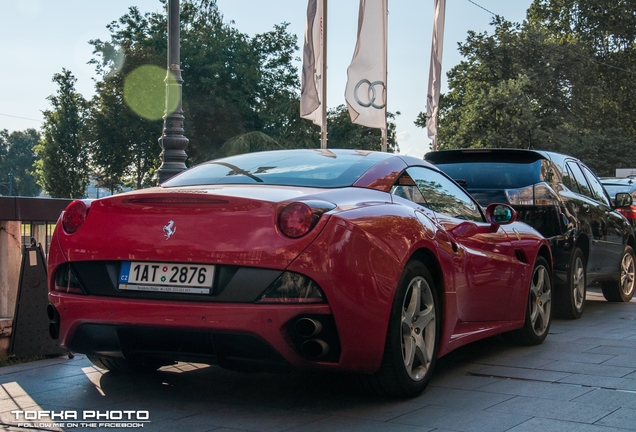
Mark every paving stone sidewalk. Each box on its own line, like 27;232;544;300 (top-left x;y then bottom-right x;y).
1;288;635;432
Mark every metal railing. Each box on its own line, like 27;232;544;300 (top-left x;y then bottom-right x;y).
0;197;71;256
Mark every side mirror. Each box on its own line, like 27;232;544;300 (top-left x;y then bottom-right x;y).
615;192;633;208
485;203;517;225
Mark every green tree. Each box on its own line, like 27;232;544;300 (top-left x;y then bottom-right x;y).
35;69;90;198
88;0;305;189
219;131;284;156
327;105;399;153
527;0;636;174
88;6;166;190
0;129;41;196
416;8;636;176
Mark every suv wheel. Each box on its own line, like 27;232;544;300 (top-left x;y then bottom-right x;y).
601;246;636;302
558;247;586;319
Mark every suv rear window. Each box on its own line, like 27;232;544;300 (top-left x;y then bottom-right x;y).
433;161;543;189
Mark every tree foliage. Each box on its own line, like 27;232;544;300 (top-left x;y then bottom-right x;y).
0;129;41;196
417;1;636;176
26;0;402;193
327;105;399;153
35;70;90;198
87;0;311;191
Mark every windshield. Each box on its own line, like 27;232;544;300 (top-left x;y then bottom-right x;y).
163;149;389;188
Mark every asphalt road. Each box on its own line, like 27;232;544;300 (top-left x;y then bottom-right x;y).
1;288;636;432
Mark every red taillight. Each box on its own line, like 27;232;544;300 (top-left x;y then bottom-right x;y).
619;206;636;222
62;200;88;234
279;202;315;238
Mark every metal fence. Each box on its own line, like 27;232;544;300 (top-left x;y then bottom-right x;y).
0;197;71;256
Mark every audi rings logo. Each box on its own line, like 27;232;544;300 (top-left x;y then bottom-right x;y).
353;79;386;109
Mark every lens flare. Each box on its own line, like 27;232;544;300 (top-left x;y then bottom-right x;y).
123;65;179;120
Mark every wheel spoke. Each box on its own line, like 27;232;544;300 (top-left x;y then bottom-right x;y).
414;333;429;368
534;302;546;332
532;266;545;296
406;280;422;317
403;334;416;370
413;306;434;330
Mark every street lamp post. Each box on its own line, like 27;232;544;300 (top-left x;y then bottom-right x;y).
156;0;189;184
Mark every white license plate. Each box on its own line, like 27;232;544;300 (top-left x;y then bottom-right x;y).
118;261;215;294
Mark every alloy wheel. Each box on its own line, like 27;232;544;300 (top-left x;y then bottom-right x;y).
400;276;436;381
572;256;585;310
620;251;636;297
529;263;551;336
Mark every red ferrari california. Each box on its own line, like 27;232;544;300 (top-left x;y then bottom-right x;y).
48;149;552;397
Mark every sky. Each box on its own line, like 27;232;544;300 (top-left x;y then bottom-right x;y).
0;0;533;158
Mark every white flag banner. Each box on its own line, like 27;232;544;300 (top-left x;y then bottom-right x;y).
344;0;387;129
300;0;324;126
426;0;446;145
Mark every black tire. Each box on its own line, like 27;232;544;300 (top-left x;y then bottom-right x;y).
364;261;440;398
557;247;586;319
504;256;552;345
88;356;162;373
601;245;636;302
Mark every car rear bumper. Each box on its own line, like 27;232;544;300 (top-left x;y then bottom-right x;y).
48;293;348;373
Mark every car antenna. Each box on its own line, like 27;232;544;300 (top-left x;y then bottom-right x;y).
527;131;534;150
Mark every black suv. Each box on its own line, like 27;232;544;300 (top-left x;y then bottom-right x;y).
425;149;636;318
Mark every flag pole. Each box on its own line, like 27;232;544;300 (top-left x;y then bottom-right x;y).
426;0;446;152
320;0;328;149
381;0;388;152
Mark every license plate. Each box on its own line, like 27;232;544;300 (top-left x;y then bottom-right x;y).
118;261;215;294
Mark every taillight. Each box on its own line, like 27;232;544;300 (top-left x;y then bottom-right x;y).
279;202;314;238
62;200;89;234
257;272;325;303
53;263;85;294
278;201;335;239
505;182;557;206
618;206;636;224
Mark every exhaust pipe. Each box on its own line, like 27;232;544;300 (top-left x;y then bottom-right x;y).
294;317;322;338
47;303;60;340
301;339;330;359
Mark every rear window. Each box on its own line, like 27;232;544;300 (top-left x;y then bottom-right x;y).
434;161;543;189
162;149;389;188
602;183;634;197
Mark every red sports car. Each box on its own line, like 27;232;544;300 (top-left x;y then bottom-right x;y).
48;149;552;397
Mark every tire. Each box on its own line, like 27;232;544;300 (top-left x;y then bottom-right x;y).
88;356;163;373
364;261;440;398
504;256;552;345
558;247;586;319
601;245;636;302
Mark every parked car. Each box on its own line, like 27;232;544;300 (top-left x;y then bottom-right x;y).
426;148;636;319
47;149;553;398
600;177;636;226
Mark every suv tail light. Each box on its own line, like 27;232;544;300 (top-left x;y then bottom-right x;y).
505;182;557;206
